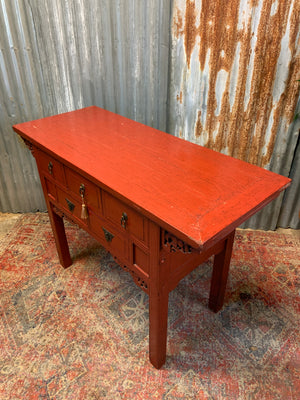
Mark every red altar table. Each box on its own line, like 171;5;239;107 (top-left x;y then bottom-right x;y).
13;106;291;368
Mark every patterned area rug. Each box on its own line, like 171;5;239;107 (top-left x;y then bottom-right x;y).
0;213;299;399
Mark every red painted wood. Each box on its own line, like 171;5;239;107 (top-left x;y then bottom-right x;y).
13;106;291;250
48;207;72;269
13;107;293;369
148;221;168;369
208;230;236;312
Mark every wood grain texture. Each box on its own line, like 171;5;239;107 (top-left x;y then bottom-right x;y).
13;106;291;250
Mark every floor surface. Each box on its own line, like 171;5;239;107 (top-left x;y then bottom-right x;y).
0;213;299;399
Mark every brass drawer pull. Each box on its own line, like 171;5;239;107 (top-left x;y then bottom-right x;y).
79;184;85;197
121;212;128;229
48;161;53;174
65;198;75;212
102;227;114;242
79;184;88;219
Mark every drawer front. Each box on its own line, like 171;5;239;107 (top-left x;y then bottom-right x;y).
56;187;86;224
35;149;65;183
44;177;56;200
65;167;100;211
89;212;127;261
132;243;149;276
102;191;147;242
55;188;127;261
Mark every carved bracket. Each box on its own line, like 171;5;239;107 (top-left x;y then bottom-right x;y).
20;137;34;154
163;231;192;254
119;262;149;293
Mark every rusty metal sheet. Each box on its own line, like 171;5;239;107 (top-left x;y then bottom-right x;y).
278;126;300;229
169;0;300;229
0;0;298;229
169;0;300;167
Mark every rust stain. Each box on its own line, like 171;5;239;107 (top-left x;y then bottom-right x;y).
173;8;184;38
176;91;183;104
174;0;300;167
261;0;300;166
195;110;203;137
198;0;241;151
246;0;292;165
183;0;197;68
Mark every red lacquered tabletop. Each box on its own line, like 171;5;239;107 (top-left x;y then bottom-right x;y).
13;106;291;250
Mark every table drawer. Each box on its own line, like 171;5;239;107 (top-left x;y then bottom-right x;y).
132;243;149;276
65;167;100;211
102;191;147;242
35;149;65;183
44;176;56;200
56;187;86;224
89;212;127;261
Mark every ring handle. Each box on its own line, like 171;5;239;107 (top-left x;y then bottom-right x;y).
48;161;53;175
121;212;128;229
79;184;85;197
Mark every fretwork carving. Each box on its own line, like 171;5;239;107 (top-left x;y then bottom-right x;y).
120;263;149;293
20;137;34;154
163;231;192;254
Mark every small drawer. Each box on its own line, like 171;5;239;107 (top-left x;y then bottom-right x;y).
65;167;100;211
132;243;149;276
102;191;147;242
44;177;56;200
56;187;86;223
89;212;127;261
35;149;65;183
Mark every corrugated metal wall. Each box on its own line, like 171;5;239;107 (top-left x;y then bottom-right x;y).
1;0;299;229
169;0;300;229
0;0;171;212
278;124;300;229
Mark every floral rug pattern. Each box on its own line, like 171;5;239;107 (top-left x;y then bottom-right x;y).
0;213;299;399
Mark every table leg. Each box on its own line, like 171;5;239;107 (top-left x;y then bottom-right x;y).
208;230;235;312
149;291;169;369
48;205;72;268
148;221;169;369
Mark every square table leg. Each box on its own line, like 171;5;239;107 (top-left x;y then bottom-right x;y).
148;221;170;369
149;291;169;369
48;205;72;269
208;230;235;312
